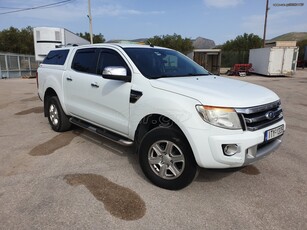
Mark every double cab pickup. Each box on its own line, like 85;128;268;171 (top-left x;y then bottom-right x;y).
37;44;285;190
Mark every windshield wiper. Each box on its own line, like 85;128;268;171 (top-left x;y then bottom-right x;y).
150;73;210;79
150;75;174;79
187;73;210;76
174;73;210;77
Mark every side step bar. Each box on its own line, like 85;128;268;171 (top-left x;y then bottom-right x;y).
69;117;134;146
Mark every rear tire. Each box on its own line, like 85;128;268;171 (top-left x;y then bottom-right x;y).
46;96;71;132
139;127;197;190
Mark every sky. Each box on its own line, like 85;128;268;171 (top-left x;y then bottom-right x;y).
0;0;306;45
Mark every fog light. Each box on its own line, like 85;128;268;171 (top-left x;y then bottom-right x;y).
222;144;239;156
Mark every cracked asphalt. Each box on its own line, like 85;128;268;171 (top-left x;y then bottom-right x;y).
0;70;306;229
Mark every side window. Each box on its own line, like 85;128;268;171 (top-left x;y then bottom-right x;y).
71;48;99;74
43;49;69;65
97;49;131;76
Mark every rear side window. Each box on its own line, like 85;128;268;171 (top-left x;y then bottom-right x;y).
43;49;69;65
71;48;100;74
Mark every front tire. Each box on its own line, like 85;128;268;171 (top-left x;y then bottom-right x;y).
139;127;197;190
46;96;71;132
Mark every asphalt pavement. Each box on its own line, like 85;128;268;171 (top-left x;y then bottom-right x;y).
0;70;306;229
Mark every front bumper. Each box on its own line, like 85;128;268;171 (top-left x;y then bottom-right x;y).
189;119;285;168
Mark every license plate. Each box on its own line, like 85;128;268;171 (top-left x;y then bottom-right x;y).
264;125;284;141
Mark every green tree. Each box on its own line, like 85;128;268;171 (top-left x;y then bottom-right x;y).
0;26;34;54
19;26;35;54
222;33;262;52
221;33;262;66
77;32;105;43
147;33;193;54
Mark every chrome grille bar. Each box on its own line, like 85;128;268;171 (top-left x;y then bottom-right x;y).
235;100;283;131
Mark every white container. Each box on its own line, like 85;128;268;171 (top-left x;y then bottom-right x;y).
33;27;90;61
249;47;299;76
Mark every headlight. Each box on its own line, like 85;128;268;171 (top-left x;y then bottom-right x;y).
196;105;242;130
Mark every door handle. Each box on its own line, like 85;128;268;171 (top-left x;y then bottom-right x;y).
91;82;99;88
66;77;72;81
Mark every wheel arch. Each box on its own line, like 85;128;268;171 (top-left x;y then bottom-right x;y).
134;114;194;157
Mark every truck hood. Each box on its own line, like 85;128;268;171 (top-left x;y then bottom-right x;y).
149;75;279;108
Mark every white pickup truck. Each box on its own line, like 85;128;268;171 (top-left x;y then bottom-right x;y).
37;43;285;190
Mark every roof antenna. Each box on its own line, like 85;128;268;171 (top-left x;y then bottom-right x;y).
147;40;154;47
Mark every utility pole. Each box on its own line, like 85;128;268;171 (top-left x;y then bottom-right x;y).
88;0;93;44
262;1;304;48
263;0;269;48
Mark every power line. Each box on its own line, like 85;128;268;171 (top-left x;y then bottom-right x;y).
0;0;75;15
0;7;25;10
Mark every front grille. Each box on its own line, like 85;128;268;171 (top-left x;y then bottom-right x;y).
236;100;283;131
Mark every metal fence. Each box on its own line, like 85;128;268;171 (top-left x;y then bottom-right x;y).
221;51;249;68
0;52;39;79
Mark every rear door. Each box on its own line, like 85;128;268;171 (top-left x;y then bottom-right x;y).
269;48;284;75
63;47;132;136
282;48;295;75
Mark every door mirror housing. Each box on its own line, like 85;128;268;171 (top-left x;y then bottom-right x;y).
102;66;131;82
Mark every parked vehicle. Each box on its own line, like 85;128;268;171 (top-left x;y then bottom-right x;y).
249;46;299;76
37;43;285;190
226;63;253;76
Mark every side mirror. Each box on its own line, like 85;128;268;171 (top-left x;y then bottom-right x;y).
102;66;131;82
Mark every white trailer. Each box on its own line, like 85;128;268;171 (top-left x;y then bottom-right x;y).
33;27;90;61
249;46;299;76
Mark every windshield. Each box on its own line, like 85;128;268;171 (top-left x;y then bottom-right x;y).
123;47;210;79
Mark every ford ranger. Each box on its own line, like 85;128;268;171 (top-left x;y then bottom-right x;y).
37;43;285;190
